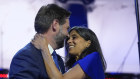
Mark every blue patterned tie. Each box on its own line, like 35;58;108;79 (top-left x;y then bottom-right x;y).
52;51;60;71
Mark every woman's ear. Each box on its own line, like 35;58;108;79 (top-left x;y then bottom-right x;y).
52;19;59;32
86;40;91;48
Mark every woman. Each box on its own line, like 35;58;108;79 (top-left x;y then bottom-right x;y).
32;26;107;79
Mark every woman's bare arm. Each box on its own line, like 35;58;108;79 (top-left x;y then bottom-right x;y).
32;34;86;79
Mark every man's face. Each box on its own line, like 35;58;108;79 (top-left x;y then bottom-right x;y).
55;19;70;49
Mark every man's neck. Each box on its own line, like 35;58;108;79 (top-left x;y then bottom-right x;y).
44;32;57;50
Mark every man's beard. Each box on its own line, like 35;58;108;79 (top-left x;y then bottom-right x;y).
54;30;66;49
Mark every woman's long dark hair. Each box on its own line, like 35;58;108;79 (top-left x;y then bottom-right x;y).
65;26;107;71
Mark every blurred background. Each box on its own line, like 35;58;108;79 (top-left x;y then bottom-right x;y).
0;0;140;79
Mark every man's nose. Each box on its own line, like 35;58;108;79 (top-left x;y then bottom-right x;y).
66;33;69;37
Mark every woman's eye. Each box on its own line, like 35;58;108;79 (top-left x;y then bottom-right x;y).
72;36;76;39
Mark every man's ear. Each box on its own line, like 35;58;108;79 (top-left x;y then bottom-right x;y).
52;19;59;32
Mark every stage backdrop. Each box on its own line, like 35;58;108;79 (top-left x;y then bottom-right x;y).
0;0;139;74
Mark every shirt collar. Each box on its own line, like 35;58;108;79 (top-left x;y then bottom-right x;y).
48;44;54;55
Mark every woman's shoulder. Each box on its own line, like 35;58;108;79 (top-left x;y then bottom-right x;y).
73;52;101;67
81;52;100;61
75;52;105;79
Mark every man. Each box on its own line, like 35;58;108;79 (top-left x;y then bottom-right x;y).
9;4;71;79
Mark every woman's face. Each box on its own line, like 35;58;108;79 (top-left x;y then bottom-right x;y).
67;30;90;56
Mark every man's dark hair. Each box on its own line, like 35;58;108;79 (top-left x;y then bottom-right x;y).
35;4;71;34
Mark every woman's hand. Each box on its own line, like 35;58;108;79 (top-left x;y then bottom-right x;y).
31;34;48;50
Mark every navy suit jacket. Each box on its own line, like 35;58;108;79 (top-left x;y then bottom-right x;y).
9;43;65;79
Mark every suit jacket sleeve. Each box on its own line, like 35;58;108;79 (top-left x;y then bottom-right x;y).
9;48;41;79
